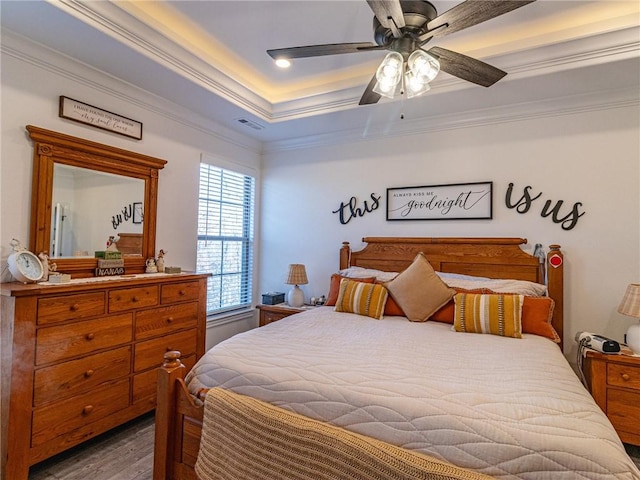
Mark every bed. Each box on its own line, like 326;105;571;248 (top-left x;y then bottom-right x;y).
153;237;640;480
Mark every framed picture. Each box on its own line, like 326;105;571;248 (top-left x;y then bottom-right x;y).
133;202;144;224
387;181;493;221
59;96;143;140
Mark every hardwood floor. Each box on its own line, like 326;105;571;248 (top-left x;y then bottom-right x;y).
28;412;154;480
25;411;640;479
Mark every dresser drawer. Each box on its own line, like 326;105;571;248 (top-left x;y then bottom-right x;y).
135;302;198;340
108;286;159;312
33;346;131;407
36;313;133;365
608;363;640;390
607;388;640;435
31;379;130;447
161;281;201;304
37;292;106;325
132;354;196;406
134;329;197;373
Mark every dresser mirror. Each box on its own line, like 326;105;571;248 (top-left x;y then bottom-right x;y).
27;125;167;277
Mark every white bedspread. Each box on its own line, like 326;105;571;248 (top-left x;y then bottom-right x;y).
187;307;640;479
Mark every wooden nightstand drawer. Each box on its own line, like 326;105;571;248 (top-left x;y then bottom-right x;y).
108;285;159;312
607;388;640;435
608;363;640;390
257;304;303;327
37;292;106;325
584;351;640;446
36;313;133;365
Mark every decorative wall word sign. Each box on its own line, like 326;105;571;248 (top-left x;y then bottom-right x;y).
333;193;381;224
504;183;585;231
59;96;143;140
112;203;141;230
387;182;492;221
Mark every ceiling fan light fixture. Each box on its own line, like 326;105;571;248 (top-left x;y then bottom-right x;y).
404;70;431;99
372;51;404;98
407;49;440;84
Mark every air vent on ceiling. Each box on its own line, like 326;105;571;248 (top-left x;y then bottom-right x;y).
235;118;265;131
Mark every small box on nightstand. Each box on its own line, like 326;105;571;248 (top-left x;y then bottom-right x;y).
261;292;285;305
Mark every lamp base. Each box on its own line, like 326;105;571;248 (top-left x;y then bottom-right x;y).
287;285;304;308
627;322;640;355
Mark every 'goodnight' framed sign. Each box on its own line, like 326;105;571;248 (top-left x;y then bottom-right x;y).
387;182;493;221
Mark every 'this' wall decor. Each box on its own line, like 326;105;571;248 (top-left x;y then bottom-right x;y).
333;193;381;224
505;183;585;231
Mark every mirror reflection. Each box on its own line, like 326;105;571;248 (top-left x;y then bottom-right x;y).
51;164;145;258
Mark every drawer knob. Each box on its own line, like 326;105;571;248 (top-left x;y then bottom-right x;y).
621;373;631;382
84;369;94;378
132;296;140;303
70;304;80;311
85;333;95;341
166;346;173;352
82;405;94;415
179;290;186;296
166;317;174;323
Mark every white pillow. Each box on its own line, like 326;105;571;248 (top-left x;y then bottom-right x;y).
437;274;547;297
339;266;398;283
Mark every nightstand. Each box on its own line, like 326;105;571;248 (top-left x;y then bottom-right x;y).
257;304;304;327
583;351;640;446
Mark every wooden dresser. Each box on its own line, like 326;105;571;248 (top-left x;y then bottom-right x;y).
583;350;640;446
1;273;209;479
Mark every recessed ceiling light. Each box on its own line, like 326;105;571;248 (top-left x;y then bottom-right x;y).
275;58;291;68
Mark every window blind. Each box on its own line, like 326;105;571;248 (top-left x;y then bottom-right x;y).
197;163;255;315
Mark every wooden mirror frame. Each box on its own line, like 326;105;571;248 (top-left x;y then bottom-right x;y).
26;125;167;278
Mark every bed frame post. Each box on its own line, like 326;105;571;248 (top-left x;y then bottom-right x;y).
547;245;564;350
339;241;351;269
154;351;186;480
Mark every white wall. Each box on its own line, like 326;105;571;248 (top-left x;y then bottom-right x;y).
260;106;640;360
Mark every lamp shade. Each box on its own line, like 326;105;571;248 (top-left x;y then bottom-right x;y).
618;283;640;317
618;283;640;355
285;264;308;286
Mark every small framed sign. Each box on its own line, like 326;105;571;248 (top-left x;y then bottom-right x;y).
59;96;143;140
133;202;144;224
387;181;493;221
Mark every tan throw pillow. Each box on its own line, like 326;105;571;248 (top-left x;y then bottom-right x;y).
383;253;456;322
453;293;524;338
334;278;388;320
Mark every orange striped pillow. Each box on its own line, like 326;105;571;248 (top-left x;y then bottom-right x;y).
454;293;523;338
335;279;388;320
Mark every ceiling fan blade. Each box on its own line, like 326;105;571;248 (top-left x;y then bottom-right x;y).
367;0;405;37
359;73;382;105
268;42;377;59
427;0;535;39
428;46;507;87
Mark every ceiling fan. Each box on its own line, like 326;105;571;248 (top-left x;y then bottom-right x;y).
267;0;535;105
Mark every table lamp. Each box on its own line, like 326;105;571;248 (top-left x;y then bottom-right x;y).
285;264;308;307
618;283;640;355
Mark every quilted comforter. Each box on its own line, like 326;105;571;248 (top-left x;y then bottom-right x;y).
186;307;640;479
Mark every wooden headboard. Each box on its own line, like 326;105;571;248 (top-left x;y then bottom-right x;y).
340;237;564;349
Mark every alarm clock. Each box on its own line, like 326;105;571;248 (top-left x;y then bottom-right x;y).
7;239;44;283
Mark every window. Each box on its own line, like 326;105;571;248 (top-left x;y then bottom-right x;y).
197;162;255;315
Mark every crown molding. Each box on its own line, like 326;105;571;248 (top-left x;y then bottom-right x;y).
45;1;640;124
1;29;262;155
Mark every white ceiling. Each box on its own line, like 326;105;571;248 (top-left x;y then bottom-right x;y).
2;1;639;147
